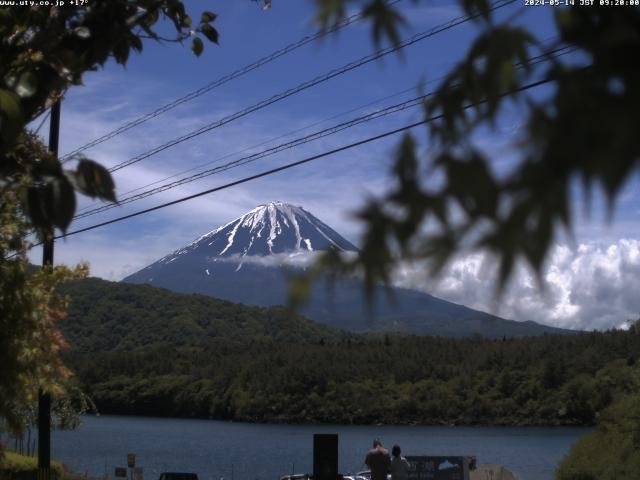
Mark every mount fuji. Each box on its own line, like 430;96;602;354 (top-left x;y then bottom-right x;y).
150;201;356;261
123;202;571;338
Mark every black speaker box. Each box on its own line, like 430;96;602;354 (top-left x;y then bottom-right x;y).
313;434;338;480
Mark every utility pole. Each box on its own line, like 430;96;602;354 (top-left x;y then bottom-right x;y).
38;99;60;480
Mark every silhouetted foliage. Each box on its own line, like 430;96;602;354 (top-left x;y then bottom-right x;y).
310;0;640;293
0;1;223;444
0;1;220;233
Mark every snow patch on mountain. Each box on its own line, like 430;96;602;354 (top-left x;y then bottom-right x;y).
155;201;357;266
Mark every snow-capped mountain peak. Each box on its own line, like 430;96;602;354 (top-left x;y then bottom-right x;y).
158;202;357;265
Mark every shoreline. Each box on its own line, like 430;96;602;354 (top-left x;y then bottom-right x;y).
73;412;596;429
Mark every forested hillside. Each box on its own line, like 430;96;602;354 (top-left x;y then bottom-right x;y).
60;278;348;352
60;279;640;426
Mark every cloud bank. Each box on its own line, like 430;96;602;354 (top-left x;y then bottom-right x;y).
395;239;640;331
189;241;640;332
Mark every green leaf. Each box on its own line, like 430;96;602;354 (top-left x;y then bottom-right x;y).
498;61;514;92
362;0;406;47
26;176;76;232
0;89;24;147
50;176;77;232
287;274;312;310
68;159;117;203
201;24;219;44
113;41;131;65
201;11;217;23
314;0;345;30
25;186;48;232
462;0;490;20
32;153;63;177
16;72;37;98
130;34;143;53
191;37;204;56
57;49;82;71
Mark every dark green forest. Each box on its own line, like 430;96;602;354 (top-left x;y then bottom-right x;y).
59;279;640;427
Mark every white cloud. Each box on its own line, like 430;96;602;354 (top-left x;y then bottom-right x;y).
212;250;359;270
394;239;640;331
400;2;462;28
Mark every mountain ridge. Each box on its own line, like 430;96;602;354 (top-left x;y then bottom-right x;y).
123;201;575;338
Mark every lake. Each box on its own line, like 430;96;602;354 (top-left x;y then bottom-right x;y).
51;415;589;480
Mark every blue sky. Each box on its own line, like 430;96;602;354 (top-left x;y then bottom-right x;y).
29;0;640;330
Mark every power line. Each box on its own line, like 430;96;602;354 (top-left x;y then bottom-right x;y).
33;109;51;136
74;93;430;219
12;44;571;260
74;82;424;216
74;45;572;220
76;43;570;216
105;0;517;173
55;75;554;242
58;1;401;162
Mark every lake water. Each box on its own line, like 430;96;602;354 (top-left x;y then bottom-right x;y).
51;415;589;480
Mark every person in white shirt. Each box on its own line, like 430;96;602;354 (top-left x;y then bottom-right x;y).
390;445;410;480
